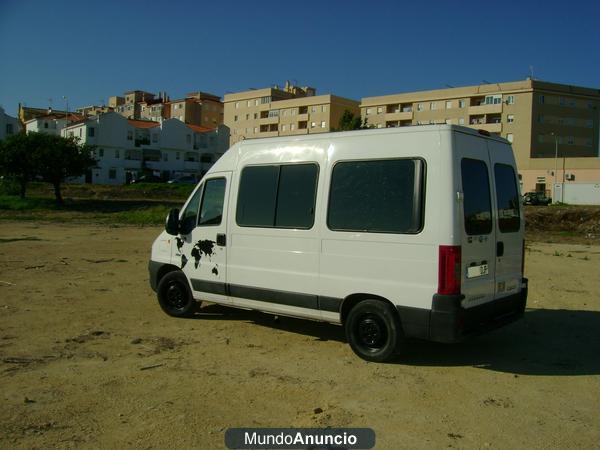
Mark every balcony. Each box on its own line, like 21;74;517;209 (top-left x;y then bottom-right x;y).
468;103;502;115
296;113;308;121
259;115;279;125
470;122;502;133
384;111;413;121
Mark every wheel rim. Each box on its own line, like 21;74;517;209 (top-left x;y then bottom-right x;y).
165;281;187;310
356;314;387;350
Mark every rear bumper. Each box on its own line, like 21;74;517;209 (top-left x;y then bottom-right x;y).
398;278;528;343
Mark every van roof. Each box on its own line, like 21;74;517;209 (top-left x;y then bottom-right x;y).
210;125;510;173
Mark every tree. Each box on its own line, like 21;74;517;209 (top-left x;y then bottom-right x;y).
0;132;43;198
336;109;373;131
33;134;97;204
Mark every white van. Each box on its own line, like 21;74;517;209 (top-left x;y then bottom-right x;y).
149;125;527;362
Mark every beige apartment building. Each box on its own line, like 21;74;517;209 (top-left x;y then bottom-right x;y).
224;82;359;145
167;91;223;127
361;79;600;194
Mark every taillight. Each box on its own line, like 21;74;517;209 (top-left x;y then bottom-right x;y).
438;245;461;295
521;239;526;275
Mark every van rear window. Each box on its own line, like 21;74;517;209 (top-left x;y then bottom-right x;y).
494;164;521;232
461;158;492;235
327;159;424;234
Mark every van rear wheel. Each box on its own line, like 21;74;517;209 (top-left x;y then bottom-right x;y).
157;271;197;318
345;300;403;362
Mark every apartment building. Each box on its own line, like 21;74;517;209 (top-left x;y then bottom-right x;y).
114;90;157;119
361;79;600;194
24;111;84;135
224;82;359;145
60;112;229;184
0;106;21;140
76;105;113;116
167;91;223;127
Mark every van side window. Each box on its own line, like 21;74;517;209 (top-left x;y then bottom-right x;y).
180;185;203;234
494;164;521;232
461;158;492;235
236;163;318;229
198;178;226;226
328;159;424;233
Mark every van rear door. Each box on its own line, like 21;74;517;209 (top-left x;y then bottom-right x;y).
487;139;523;299
456;132;496;308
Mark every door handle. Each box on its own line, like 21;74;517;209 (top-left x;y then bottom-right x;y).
216;233;226;247
497;241;504;257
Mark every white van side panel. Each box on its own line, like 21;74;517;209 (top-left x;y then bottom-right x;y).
318;130;448;312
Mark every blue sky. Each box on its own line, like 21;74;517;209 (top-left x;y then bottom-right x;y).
1;0;598;116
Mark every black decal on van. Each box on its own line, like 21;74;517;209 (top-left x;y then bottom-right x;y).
176;237;184;251
190;239;216;269
181;254;188;269
212;265;219;276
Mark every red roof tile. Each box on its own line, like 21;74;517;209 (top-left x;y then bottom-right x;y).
128;119;160;129
186;124;215;133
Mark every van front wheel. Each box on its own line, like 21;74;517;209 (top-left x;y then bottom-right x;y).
345;300;403;362
157;271;197;318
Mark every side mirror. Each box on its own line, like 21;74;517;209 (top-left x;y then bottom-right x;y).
165;208;180;235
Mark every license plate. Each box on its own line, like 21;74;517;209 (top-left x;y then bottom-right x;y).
467;264;489;278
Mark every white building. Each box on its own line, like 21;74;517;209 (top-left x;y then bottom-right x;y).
0;107;21;140
24;111;82;135
59;112;229;184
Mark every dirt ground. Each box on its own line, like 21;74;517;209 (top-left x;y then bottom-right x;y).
0;221;599;449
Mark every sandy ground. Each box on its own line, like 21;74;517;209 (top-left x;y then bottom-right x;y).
0;221;599;449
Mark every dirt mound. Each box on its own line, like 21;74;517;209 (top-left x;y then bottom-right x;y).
525;206;600;235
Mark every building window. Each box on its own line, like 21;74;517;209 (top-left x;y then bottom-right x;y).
281;124;287;131
234;115;238;122
458;118;465;125
485;95;502;105
506;96;515;105
377;107;383;114
417;103;424;111
247;100;251;107
79;129;82;137
322;105;327;112
445;101;452;109
88;127;95;137
311;106;317;113
430;102;437;110
507;133;514;143
539;95;545;104
290;124;295;131
445;119;451;124
109;168;116;180
115;149;120;159
366;108;372;115
127;130;133;140
311;122;316;128
507;114;514;123
261;96;271;104
254;127;258;133
245;114;249;120
321;121;326;128
458;100;465;108
44;122;48;129
328;159;424;234
235;102;239;109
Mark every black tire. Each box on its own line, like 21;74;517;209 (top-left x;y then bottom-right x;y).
345;299;403;362
156;271;197;318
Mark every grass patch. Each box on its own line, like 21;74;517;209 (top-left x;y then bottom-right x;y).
0;195;178;226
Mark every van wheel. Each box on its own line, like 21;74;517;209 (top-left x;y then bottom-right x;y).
345;300;403;362
157;271;197;318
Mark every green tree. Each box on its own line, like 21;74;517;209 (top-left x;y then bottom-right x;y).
336;110;373;131
0;132;43;198
33;134;97;204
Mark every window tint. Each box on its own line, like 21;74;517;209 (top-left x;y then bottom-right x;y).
199;178;226;226
328;159;423;233
236;164;318;229
180;186;202;234
275;164;318;228
494;164;520;232
461;158;492;235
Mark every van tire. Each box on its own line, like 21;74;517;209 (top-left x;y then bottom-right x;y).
345;300;403;362
157;271;197;318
